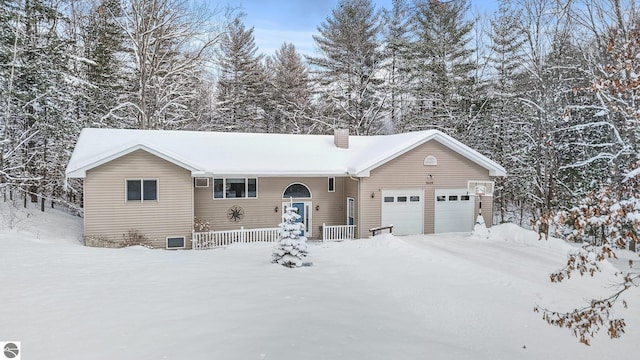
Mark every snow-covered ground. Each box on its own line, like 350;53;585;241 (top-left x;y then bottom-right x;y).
1;203;638;360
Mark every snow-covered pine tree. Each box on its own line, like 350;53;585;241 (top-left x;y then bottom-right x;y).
214;16;268;133
81;0;128;128
265;42;314;134
382;0;413;133
307;0;385;135
484;0;533;224
409;0;476;137
272;206;309;268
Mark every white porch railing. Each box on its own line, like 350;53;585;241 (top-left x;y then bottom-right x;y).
192;227;279;249
322;223;357;242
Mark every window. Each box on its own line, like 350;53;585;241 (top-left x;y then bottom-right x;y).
166;236;185;249
461;195;470;201
195;178;209;187
397;196;407;202
384;196;395;203
347;197;355;225
449;195;458;201
214;179;223;198
328;177;335;192
283;183;311;198
213;178;257;199
248;178;257;197
436;195;446;201
126;179;157;202
226;178;245;198
410;196;420;202
424;155;438;166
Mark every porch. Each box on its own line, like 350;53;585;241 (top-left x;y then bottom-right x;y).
192;224;357;249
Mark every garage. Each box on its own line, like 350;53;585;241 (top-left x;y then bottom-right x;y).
381;189;424;235
434;189;474;233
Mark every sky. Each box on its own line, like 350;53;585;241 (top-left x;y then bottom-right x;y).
222;0;499;58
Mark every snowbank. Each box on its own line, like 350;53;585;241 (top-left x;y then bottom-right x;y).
1;208;637;360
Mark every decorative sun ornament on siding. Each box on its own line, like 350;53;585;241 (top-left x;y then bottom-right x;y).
227;205;244;222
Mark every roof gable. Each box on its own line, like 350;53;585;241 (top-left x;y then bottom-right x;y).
66;142;201;178
350;131;506;177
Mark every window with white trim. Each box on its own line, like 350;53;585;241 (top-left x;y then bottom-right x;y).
126;179;157;202
328;177;335;192
166;236;185;249
283;183;311;198
213;178;257;199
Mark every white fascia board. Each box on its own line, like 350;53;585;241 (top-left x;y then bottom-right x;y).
203;171;349;178
65;144;202;178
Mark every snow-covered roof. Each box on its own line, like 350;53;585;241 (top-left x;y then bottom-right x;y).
65;128;507;178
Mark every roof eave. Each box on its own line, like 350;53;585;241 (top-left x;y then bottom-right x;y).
65;144;201;179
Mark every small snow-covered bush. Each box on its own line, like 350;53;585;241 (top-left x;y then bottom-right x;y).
194;217;211;232
122;229;152;248
272;206;308;268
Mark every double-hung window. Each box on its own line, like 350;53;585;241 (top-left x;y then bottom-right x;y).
126;179;158;202
213;178;257;199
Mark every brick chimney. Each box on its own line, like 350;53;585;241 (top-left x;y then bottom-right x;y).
334;129;349;149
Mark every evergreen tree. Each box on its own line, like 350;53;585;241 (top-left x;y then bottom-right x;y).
1;0;76;209
485;0;532;223
265;42;314;134
307;0;385;135
82;0;127;127
214;16;268;132
382;0;414;132
272;206;309;268
409;0;476;137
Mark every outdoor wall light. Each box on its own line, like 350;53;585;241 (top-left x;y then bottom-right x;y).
316;205;320;211
371;192;375;198
274;206;278;213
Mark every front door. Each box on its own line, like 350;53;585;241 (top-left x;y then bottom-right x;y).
347;197;355;225
283;202;312;237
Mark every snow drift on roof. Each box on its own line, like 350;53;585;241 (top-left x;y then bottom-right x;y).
65;128;506;178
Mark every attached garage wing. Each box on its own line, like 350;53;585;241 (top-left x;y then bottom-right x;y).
381;189;424;236
434;189;474;233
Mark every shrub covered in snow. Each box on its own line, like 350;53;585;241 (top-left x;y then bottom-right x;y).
555;165;640;250
272;206;308;268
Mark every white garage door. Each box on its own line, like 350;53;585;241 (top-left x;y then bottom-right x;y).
381;189;424;236
434;189;474;233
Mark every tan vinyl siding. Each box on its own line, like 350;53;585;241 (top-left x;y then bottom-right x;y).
359;140;493;238
84;150;193;248
194;177;347;239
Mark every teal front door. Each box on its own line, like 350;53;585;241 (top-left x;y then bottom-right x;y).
292;202;305;236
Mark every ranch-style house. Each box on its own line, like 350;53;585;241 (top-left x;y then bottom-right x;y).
65;128;506;249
